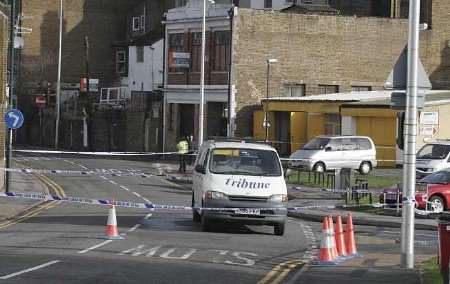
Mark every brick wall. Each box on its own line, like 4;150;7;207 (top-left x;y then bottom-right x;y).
232;9;409;136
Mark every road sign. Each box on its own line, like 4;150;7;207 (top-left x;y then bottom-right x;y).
420;126;438;137
4;109;24;129
35;95;46;108
419;111;439;125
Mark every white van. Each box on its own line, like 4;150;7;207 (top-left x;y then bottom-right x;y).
192;140;288;236
416;141;450;179
289;135;377;174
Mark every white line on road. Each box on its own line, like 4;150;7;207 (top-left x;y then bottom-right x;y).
132;192;141;198
78;240;113;254
145;213;153;219
120;185;130;191
109;180;118;185
0;260;61;280
128;224;141;232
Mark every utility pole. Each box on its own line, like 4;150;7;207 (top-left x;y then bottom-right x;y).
401;0;420;269
199;0;206;148
83;36;90;150
55;0;63;149
5;0;16;193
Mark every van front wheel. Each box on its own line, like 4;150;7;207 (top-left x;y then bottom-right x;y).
359;162;372;175
192;193;201;222
274;223;285;236
313;162;325;173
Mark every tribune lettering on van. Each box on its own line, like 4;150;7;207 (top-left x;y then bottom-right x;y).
225;178;270;189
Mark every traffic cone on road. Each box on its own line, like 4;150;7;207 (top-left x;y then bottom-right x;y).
313;216;337;265
327;216;339;260
335;215;347;258
103;204;124;240
345;213;360;257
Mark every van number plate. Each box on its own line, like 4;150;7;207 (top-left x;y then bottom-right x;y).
235;208;260;215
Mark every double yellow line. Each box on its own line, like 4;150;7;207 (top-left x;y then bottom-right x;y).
257;259;305;284
0;170;66;230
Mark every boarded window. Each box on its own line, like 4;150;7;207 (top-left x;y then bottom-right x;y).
318;84;339;94
136;46;144;63
213;31;230;72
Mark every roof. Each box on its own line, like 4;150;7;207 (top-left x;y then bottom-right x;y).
263;90;450;106
203;140;276;151
280;4;339;15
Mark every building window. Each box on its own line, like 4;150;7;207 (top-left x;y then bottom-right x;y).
190;32;201;72
132;17;140;31
284;84;305;97
264;0;272;8
213;31;230;72
116;49;127;74
136;46;144;63
351;86;372;92
168;33;186;72
324;114;341;135
318;84;339;94
175;0;187;7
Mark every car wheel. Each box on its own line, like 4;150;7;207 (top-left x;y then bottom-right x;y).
428;196;445;212
201;214;211;232
359;161;372;175
313;162;325;173
274;223;285;236
192;193;201;222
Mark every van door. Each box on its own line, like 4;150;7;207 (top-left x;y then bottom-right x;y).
341;138;359;169
192;149;209;207
323;138;343;170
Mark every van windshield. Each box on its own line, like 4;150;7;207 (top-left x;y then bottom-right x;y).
417;144;450;160
209;148;282;176
302;138;331;150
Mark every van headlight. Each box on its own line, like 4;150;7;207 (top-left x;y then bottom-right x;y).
270;194;288;203
205;191;228;200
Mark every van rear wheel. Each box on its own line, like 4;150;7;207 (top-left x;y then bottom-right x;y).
274;223;285;236
192;193;201;222
359;161;372;175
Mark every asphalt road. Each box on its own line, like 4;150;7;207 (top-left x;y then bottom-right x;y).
0;156;312;283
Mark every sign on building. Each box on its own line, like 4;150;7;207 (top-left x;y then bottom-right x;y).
169;52;190;68
420;126;438;137
419;111;439;125
80;78;99;92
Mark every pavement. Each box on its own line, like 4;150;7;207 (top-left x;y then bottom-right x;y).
0;171;50;222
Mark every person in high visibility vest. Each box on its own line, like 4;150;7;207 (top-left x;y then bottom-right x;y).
177;137;189;173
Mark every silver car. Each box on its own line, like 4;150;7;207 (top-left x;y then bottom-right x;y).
289;135;377;174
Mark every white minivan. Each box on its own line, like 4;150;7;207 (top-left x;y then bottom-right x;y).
192;140;288;236
289;135;377;174
416;141;450;179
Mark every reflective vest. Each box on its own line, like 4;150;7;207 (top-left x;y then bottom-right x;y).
177;140;189;154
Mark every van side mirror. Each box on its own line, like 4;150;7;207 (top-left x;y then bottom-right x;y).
285;168;294;177
195;165;206;174
325;146;332;152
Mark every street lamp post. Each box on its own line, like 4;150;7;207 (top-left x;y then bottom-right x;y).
199;0;214;149
55;0;63;149
264;58;277;143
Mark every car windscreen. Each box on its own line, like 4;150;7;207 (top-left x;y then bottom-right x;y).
301;138;330;150
209;148;282;176
419;171;450;184
417;144;450;160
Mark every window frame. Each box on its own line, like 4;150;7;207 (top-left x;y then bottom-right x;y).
132;17;141;32
116;50;127;74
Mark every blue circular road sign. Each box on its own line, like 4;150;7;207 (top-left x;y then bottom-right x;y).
4;109;24;129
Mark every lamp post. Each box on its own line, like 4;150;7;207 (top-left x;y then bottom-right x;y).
264;58;277;143
55;0;63;149
199;0;215;148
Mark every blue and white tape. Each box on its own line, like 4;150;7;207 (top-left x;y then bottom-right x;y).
14;150;196;156
1;167;154;178
0;191;441;215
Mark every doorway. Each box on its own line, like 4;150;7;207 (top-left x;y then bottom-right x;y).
179;104;195;139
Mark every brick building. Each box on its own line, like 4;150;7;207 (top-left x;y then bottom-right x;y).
231;0;450;139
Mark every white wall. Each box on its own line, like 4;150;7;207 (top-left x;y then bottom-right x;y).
341;116;356;135
127;39;164;92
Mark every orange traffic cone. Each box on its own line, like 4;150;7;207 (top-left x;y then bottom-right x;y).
345;213;360;257
335;215;347;258
327;216;339;260
313;216;337;265
103;204;124;240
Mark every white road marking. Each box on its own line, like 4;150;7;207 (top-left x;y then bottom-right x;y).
0;260;61;280
132;192;141;198
128;224;140;232
143;198;151;203
120;185;130;191
144;213;153;219
78;240;113;254
109;180;118;185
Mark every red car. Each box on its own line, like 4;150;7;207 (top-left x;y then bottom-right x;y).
415;169;450;212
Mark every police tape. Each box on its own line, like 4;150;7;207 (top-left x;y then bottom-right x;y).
0;191;442;215
13;150;197;156
1;167;155;178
